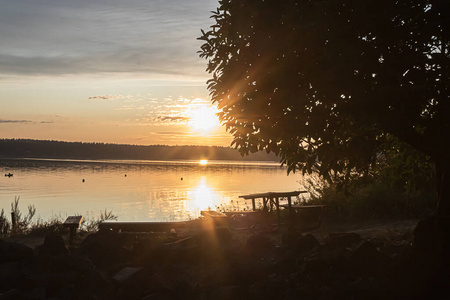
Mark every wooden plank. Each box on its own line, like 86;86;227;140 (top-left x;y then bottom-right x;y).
223;211;261;216
200;210;227;218
239;191;307;199
99;221;187;232
279;204;326;209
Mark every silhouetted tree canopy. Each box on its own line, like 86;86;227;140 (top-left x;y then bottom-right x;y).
199;0;449;218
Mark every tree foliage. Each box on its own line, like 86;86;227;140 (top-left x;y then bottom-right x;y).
199;0;449;185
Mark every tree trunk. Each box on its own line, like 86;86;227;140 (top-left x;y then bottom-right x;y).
435;159;450;266
436;160;450;230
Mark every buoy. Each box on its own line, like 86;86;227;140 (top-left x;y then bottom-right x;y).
82;179;85;182
181;177;183;180
125;174;127;177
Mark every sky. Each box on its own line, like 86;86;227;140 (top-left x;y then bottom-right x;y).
0;0;233;146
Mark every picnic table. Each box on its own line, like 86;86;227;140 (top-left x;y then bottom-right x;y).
239;191;308;227
237;191;326;232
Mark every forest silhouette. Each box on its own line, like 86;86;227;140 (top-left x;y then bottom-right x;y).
0;139;277;161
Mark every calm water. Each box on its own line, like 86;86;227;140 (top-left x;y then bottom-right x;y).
0;158;307;222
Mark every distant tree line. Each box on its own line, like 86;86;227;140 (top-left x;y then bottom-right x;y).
0;139;278;161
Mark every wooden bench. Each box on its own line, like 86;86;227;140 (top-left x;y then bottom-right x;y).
63;216;83;243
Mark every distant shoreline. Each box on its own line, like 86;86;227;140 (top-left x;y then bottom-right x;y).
1;157;283;167
0;139;279;162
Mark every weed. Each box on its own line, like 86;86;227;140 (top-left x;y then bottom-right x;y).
80;209;118;232
1;198;118;237
9;196;36;235
0;209;10;236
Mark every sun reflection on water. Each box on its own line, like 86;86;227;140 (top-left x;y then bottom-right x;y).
187;177;220;212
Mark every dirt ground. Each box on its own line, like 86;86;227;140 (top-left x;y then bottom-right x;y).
4;218;419;249
328;219;418;241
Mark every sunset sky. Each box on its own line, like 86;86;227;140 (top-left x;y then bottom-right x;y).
0;0;233;146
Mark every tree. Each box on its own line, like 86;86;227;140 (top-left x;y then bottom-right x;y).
199;0;450;225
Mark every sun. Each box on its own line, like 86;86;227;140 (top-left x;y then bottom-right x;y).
189;105;220;133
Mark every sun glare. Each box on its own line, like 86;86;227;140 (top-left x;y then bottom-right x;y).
189;105;220;133
190;179;219;210
199;160;208;165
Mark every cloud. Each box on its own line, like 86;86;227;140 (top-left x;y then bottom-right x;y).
153;131;191;136
88;94;129;101
0;119;57;124
135;115;189;126
158;116;189;122
115;106;146;111
0;0;217;79
0;119;33;124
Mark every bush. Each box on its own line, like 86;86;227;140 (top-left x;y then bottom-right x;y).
305;176;435;223
302;137;437;223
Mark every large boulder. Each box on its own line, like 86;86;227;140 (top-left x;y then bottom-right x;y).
0;240;33;264
413;216;445;258
0;262;25;292
292;234;320;253
34;234;68;258
79;232;132;271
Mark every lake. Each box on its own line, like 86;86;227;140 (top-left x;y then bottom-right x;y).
0;158;308;222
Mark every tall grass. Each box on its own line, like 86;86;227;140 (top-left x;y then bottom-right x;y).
303;175;436;223
81;209;118;232
0;197;117;237
10;196;36;234
300;138;437;223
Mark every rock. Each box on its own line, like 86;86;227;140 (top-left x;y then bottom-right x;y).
0;240;33;264
350;240;389;275
0;263;25;292
246;234;275;256
249;277;285;300
149;272;175;291
197;227;232;248
207;285;248;300
21;287;46;300
0;289;22;300
34;234;68;257
413;216;445;257
28;271;80;297
142;291;173;300
113;266;149;289
327;232;361;248
79;232;132;270
351;241;378;260
224;258;268;286
56;254;94;274
293;234;320;253
79;267;114;299
191;227;232;262
35;253;94;274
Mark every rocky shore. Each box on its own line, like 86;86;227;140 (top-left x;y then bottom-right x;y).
0;218;448;300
